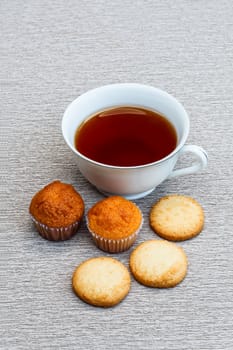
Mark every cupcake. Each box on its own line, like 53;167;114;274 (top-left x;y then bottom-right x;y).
29;181;84;241
87;196;143;253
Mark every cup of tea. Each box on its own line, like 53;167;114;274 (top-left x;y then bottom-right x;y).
62;83;208;199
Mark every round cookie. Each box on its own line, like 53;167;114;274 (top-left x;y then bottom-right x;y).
130;240;188;288
72;257;131;307
150;194;204;241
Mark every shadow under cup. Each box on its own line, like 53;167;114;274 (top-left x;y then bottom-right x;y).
62;83;207;199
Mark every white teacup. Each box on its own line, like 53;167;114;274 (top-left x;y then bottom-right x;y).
62;83;208;199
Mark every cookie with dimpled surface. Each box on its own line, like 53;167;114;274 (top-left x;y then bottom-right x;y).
150;194;204;241
130;239;188;288
72;257;131;307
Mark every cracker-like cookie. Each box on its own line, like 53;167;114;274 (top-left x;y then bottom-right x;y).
130;240;188;288
150;194;204;241
72;257;131;307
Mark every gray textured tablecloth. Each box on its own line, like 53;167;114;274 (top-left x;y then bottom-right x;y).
1;1;233;349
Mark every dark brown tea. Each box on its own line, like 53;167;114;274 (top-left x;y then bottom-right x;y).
75;106;177;167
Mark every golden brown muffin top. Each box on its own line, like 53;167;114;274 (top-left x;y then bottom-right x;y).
87;196;142;239
29;181;84;227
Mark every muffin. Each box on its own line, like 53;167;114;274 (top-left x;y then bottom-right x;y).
29;181;84;241
87;196;143;253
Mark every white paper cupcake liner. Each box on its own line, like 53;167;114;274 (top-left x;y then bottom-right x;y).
31;216;80;241
90;230;138;253
86;212;143;253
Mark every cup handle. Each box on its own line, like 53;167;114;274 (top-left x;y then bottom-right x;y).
168;145;208;179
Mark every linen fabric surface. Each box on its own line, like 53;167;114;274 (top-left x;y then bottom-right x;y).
1;1;233;349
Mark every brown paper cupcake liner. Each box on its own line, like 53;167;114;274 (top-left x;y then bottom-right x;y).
31;216;80;241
